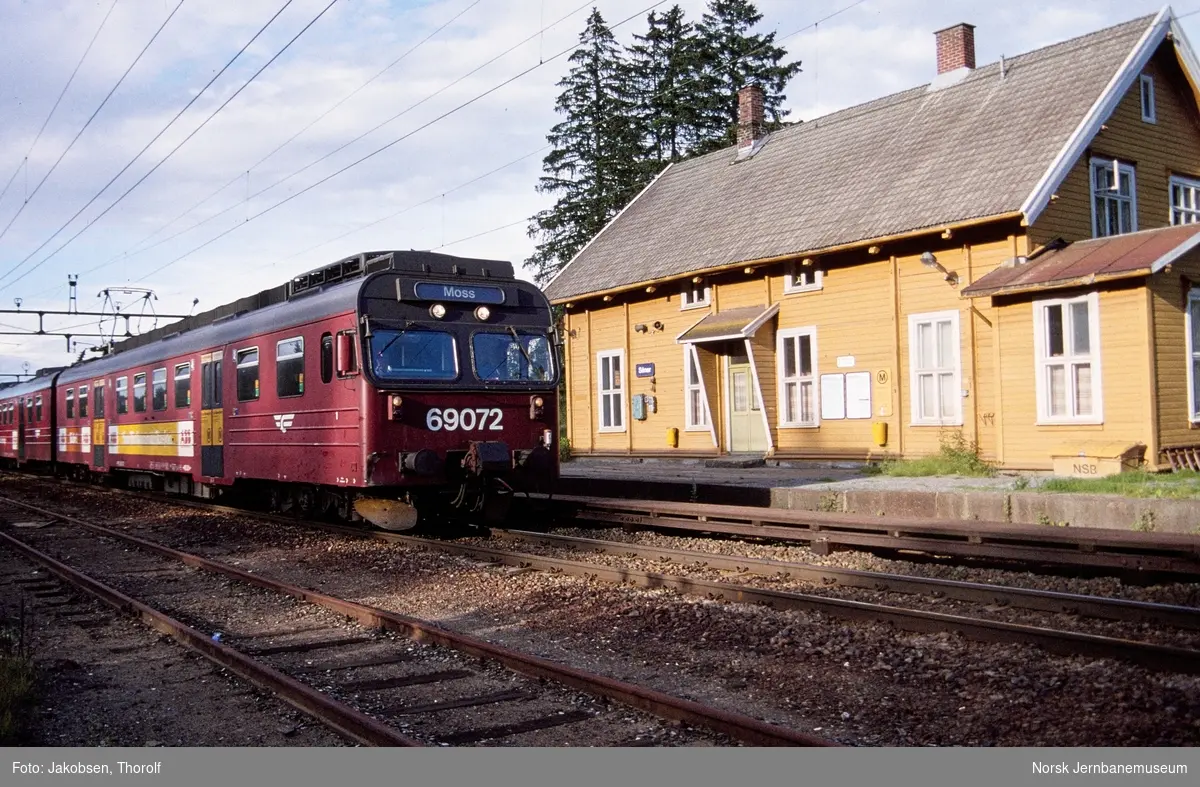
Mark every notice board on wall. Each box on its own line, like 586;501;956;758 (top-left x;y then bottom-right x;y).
820;374;845;420
845;371;872;419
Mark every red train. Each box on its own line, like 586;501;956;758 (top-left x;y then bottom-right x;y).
0;251;559;529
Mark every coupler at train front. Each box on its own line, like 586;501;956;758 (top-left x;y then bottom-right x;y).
354;439;555;532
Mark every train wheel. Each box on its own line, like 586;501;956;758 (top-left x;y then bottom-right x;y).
296;485;316;516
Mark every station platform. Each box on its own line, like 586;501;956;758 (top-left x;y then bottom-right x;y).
555;458;1200;534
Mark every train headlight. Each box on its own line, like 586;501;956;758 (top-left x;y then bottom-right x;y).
529;394;545;419
387;394;403;421
474;305;491;321
429;303;447;319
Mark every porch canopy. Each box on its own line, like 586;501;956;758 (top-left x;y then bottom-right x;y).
675;303;779;343
961;223;1200;298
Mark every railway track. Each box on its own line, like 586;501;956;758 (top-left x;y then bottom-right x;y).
14;476;1200;674
553;495;1200;577
0;495;830;747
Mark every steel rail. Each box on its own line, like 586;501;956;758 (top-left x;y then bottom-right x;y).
370;534;1200;674
0;530;420;747
488;529;1200;630
555;496;1200;576
0;494;831;747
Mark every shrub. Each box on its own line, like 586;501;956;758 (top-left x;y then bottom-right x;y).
558;436;572;463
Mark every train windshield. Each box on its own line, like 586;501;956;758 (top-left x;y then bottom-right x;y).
472;330;554;383
371;328;458;381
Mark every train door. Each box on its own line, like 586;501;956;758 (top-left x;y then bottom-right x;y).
16;398;25;460
92;380;106;468
200;351;224;477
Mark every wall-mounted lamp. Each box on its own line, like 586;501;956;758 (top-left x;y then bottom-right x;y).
801;257;814;267
602;295;613;302
692;276;704;284
652;321;664;331
565;302;574;309
645;285;657;294
920;251;959;287
568;329;578;338
633;323;648;333
940;228;953;240
868;245;881;255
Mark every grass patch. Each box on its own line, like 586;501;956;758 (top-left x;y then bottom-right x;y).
1038;470;1200;499
880;432;995;478
0;607;35;745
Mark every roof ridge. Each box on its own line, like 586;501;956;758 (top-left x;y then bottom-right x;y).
673;13;1157;169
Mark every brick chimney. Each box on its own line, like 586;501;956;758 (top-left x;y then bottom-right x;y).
737;84;765;154
935;23;975;75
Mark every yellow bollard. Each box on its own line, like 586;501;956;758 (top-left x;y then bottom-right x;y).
666;427;679;448
872;422;888;447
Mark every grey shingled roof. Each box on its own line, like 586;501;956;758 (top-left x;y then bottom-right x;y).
544;15;1155;302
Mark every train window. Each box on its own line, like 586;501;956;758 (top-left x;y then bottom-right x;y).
94;383;104;417
236;348;260;401
370;329;457;381
472;331;554;382
152;368;168;411
133;373;147;413
320;333;333;384
175;363;192;407
35;395;43;422
276;337;305;398
116;377;128;415
79;386;88;419
66;389;75;419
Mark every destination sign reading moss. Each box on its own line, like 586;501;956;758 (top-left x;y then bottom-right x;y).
414;282;506;304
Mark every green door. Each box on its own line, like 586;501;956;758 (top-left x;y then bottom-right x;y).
728;363;766;453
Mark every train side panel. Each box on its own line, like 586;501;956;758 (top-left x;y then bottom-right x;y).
223;311;363;488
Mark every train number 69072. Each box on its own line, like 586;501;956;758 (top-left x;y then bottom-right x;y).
425;407;503;431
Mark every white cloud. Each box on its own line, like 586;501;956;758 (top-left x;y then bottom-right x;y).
0;0;1187;373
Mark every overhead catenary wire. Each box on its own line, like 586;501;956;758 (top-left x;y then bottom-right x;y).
0;0;120;213
112;0;485;264
325;0;872;264
131;0;672;283
0;0;178;247
87;0;596;278
0;0;339;294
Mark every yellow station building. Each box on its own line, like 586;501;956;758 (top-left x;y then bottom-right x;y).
544;8;1200;471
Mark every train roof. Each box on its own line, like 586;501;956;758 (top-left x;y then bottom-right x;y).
53;250;517;386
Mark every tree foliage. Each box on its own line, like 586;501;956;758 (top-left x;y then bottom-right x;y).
526;1;801;284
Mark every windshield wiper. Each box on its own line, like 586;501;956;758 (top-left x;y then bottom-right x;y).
377;322;415;356
507;327;543;379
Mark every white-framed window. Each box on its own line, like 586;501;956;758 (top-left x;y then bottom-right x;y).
777;327;818;427
1090;158;1136;238
1185;289;1200;422
680;280;710;310
683;345;710;430
1170;175;1200;225
596;349;625;432
1033;293;1102;424
908;310;962;426
783;261;823;294
1140;74;1156;123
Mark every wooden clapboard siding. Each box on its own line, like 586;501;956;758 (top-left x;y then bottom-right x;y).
771;256;895;457
1031;44;1200;247
993;286;1151;469
1151;248;1200;453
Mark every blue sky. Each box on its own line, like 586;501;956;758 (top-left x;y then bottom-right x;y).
0;0;1194;373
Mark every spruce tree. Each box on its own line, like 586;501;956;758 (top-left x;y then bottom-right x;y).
692;0;802;153
526;9;645;286
627;5;703;165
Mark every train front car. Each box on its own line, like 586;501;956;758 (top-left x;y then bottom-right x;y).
353;252;558;530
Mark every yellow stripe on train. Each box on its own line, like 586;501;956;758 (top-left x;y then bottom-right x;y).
107;421;196;457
